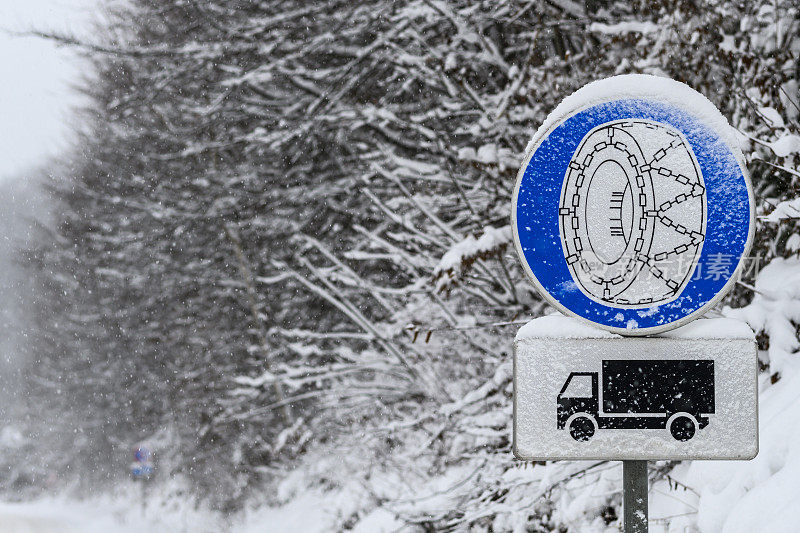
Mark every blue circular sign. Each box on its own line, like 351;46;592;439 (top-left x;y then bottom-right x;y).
512;80;754;335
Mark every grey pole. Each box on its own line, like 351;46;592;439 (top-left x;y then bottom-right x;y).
623;460;648;532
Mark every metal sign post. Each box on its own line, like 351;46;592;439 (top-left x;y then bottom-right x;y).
623;461;647;533
510;75;757;532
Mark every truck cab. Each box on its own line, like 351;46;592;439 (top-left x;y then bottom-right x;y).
557;372;598;430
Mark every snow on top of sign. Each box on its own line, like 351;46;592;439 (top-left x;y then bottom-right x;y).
516;314;753;340
526;74;741;156
515;314;621;340
658;317;754;339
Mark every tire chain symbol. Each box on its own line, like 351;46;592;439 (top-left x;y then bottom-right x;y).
560;120;706;305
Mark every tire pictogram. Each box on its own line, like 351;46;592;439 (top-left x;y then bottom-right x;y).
558;120;706;307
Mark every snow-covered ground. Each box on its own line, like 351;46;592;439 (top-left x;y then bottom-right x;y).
0;500;148;533
0;496;227;533
0;494;399;532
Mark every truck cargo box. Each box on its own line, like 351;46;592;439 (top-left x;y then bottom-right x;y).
601;359;714;415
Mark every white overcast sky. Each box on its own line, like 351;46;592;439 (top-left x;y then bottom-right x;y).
0;0;99;180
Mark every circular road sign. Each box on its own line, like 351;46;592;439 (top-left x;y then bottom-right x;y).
512;75;754;335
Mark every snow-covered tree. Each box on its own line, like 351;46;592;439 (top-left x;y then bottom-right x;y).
20;0;800;529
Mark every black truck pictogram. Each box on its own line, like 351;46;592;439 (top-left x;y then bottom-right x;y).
557;359;714;442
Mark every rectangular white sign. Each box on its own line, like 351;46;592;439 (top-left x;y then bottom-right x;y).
513;316;758;461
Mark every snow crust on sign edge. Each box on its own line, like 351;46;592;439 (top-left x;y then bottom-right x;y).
515;314;753;340
658;316;754;339
524;74;741;157
515;314;620;340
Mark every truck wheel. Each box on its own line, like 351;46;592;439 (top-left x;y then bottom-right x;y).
669;415;696;441
569;416;595;441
